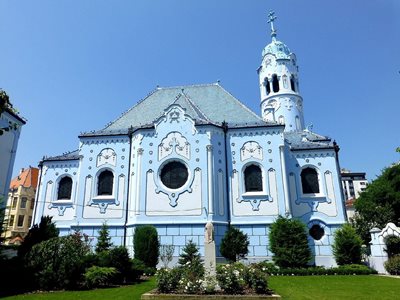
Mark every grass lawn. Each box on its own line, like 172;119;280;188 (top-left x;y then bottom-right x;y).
269;275;400;300
3;275;400;300
2;278;156;300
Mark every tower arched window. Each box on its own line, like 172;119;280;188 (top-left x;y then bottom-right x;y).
272;74;279;93
244;164;263;192
290;75;296;92
265;78;271;95
58;176;72;200
98;170;114;196
301;167;319;194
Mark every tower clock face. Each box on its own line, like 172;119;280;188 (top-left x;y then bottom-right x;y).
101;149;115;160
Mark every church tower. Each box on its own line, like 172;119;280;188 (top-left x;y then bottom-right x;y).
258;12;305;132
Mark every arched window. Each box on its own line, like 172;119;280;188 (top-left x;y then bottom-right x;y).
309;224;325;240
244;164;263;192
278;115;285;125
58;177;72;200
98;170;114;196
290;75;296;92
301;167;319;194
265;78;271;95
272;74;279;93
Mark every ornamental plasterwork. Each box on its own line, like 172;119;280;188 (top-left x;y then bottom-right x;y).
158;132;190;161
240;141;263;161
97;148;117;167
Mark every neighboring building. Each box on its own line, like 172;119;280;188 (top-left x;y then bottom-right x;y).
0;102;26;201
4;167;39;244
33;13;347;266
341;169;368;220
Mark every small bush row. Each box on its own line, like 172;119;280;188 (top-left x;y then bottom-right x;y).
254;261;377;276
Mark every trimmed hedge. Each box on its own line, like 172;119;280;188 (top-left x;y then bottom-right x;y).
254;261;377;276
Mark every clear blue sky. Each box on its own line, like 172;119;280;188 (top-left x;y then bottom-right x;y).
1;0;399;181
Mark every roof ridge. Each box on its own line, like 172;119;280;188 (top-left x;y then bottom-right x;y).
157;82;218;90
181;91;213;123
215;84;264;122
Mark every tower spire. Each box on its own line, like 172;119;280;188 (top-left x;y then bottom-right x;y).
267;11;277;41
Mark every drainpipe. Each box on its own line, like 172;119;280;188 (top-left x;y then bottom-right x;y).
123;127;133;247
222;121;231;225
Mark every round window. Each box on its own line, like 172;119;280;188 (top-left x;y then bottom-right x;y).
309;224;325;240
160;161;188;189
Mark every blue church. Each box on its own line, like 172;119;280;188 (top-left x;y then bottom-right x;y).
33;14;346;266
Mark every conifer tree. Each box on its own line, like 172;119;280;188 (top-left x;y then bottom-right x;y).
178;240;204;277
96;222;113;253
220;226;249;262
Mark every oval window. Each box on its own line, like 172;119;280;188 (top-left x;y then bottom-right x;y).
160;161;188;189
309;224;325;240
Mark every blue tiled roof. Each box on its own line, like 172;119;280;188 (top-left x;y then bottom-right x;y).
285;130;334;150
44;150;81;161
103;83;266;131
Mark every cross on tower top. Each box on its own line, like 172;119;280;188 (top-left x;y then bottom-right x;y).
267;11;277;41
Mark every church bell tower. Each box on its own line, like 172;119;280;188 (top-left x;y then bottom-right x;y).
258;12;305;132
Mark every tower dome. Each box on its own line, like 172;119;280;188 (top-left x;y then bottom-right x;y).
262;39;291;59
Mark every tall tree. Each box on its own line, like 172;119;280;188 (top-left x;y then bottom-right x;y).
220;226;249;262
269;216;311;268
353;164;400;244
134;225;159;268
95;222;113;253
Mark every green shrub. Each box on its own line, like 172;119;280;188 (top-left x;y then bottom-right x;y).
246;266;269;294
386;236;400;258
220;226;249;262
18;216;59;259
131;258;146;280
156;268;182;293
216;263;247;294
26;231;91;290
84;266;118;288
332;224;362;265
385;255;400;275
134;225;159;268
269;216;311;268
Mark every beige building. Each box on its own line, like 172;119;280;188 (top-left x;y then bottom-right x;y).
4;167;39;244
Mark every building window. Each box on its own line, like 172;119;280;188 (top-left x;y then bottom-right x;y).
28;216;32;227
17;215;24;227
97;170;114;196
9;215;15;226
244;164;263;192
309;224;324;240
272;74;279;93
20;197;27;209
30;198;35;209
12;197;17;209
265;78;271;95
160;161;188;189
301;167;320;194
58;176;73;200
290;75;296;92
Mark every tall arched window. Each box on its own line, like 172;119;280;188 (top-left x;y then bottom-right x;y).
290;75;296;92
244;164;263;192
301;167;319;194
272;74;279;93
98;170;114;196
58;177;72;200
265;78;271;95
